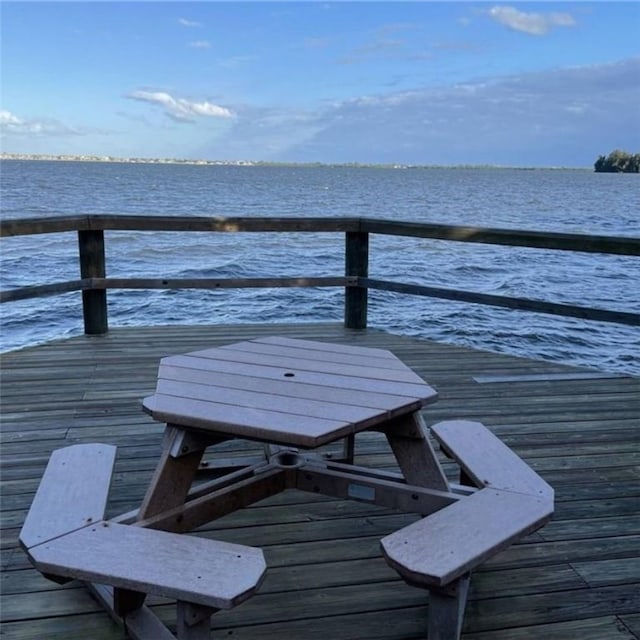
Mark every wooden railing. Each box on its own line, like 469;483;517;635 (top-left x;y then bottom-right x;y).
1;215;639;335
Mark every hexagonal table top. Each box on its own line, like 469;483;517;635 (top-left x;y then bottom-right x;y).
143;336;437;448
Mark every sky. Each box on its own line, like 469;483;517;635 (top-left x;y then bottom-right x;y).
1;1;639;167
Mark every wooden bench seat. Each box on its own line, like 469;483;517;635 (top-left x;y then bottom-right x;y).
430;419;554;499
381;420;554;640
20;443;266;639
26;521;266;610
19;443;117;552
381;487;552;588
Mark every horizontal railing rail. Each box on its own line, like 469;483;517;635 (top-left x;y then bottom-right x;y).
0;215;362;236
363;278;639;326
1;215;639;335
358;218;640;255
3;214;639;254
0;278;356;303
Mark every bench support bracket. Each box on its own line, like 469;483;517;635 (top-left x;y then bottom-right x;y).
89;583;176;640
177;601;217;639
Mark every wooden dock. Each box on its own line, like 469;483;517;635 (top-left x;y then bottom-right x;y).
1;323;639;639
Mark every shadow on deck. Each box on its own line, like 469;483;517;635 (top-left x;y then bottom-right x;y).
1;323;639;639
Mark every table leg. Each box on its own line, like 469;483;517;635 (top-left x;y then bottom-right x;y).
427;574;470;640
137;425;221;520
341;433;355;464
383;412;450;491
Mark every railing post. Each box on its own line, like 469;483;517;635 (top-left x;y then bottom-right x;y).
78;229;108;335
344;231;369;329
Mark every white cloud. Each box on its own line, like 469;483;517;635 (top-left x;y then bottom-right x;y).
128;90;234;122
178;18;202;28
488;6;576;36
198;104;324;159
217;58;638;167
0;109;82;136
189;40;211;49
0;110;22;126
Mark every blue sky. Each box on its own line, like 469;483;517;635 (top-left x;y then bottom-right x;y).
1;1;639;167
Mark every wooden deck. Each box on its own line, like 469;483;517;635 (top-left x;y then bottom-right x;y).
1;323;639;639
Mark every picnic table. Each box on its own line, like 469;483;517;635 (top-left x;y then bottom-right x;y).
20;336;554;640
138;336;445;520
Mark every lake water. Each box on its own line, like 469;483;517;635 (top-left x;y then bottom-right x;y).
1;160;639;375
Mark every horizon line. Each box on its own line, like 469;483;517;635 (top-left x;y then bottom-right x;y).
0;152;591;171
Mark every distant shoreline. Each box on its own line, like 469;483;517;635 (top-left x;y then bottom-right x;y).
0;152;257;167
0;152;587;171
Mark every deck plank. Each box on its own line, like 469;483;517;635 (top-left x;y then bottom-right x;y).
1;322;638;639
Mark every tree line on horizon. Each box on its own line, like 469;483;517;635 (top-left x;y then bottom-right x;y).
594;150;639;173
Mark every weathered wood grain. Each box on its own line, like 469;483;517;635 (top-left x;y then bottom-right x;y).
19;444;116;550
1;323;638;640
29;522;266;609
430;420;554;498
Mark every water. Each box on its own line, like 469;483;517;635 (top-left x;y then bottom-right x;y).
1;160;639;375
